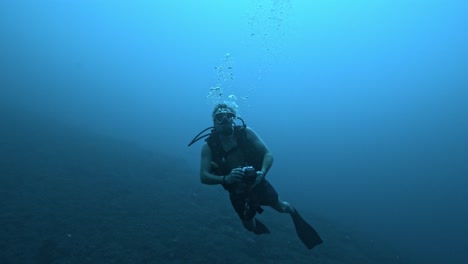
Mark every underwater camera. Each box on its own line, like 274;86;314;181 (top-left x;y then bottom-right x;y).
241;166;257;184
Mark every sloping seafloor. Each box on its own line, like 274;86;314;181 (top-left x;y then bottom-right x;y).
0;108;416;264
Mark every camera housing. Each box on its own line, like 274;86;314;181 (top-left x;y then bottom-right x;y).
241;166;257;184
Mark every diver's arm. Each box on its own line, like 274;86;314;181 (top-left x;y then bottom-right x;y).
200;143;244;185
260;152;274;177
200;143;224;185
246;127;274;179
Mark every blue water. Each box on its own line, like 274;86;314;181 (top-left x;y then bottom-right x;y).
1;0;467;263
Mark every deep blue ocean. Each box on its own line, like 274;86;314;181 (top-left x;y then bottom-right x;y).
1;1;467;263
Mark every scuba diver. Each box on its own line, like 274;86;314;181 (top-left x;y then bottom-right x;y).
188;103;323;249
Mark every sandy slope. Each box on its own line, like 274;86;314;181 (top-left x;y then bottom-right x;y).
0;109;411;264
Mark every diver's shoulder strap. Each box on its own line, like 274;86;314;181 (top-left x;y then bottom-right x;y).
206;125;246;152
206;126;247;175
234;126;248;149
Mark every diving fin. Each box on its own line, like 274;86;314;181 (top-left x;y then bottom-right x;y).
253;218;270;235
291;208;323;249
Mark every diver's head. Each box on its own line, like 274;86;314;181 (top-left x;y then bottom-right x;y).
212;103;237;135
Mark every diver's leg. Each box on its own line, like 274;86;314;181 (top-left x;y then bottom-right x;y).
253;179;294;214
230;191;257;231
272;198;295;214
229;191;270;234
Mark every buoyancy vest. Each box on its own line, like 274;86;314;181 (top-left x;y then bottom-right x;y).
206;126;263;176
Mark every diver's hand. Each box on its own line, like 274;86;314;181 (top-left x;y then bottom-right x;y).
252;171;264;187
246;171;263;188
224;168;244;184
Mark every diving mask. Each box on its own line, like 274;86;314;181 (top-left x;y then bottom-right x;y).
214;110;236;124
